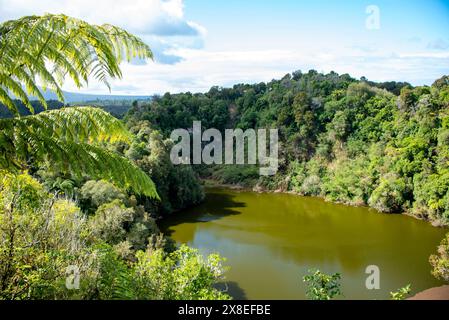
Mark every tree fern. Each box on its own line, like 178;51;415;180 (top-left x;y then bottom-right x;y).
0;15;158;199
0;14;152;115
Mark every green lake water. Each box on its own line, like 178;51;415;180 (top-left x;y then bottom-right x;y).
160;188;446;300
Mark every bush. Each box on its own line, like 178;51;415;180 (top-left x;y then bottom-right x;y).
0;172;228;300
323;157;373;206
0;172;91;299
368;174;410;213
412;170;449;223
79;180;127;213
211;165;259;186
88;200;134;245
303;269;342;300
390;284;412;300
133;245;231;300
430;233;449;282
300;175;322;196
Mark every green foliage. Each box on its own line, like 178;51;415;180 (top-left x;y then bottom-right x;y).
125;121;204;216
133;245;230;300
429;233;449;282
289;159;326;196
0;14;152;115
0;171;89;299
413;170;449;222
0;107;159;198
80;180;127;212
88;200;134;244
124;71;449;224
368;173;410;213
0;14;158;199
303;269;342;300
210;165;260;186
324;156;374;206
390;284;412;300
0;172;229;300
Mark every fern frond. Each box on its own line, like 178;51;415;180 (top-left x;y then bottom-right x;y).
0;86;18;115
0;15;157;198
0;71;33;112
0;107;158;199
21;107;133;143
0;14;153;114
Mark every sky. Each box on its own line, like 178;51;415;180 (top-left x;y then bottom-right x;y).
0;0;448;95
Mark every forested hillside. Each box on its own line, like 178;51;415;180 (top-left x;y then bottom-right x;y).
125;70;449;225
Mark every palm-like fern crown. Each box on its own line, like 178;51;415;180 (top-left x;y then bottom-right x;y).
0;14;159;199
0;14;152;115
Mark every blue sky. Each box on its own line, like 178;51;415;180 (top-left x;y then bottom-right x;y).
186;0;449;50
0;0;448;94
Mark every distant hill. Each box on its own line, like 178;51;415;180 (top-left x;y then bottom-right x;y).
38;88;151;104
0;99;149;119
71;98;152;118
0;89;153;119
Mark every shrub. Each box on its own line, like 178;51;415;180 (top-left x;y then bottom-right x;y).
79;180;127;213
430;233;449;282
390;284;412;300
0;172;228;300
88;200;134;245
303;269;342;300
368;173;410;213
300;175;322;196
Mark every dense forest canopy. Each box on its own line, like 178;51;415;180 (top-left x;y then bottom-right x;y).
125;70;449;226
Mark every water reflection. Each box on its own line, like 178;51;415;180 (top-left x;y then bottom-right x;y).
160;188;447;299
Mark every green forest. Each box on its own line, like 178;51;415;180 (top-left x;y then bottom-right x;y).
126;70;449;225
1;14;449;300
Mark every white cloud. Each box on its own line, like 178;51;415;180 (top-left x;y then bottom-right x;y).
0;0;201;35
59;47;449;95
1;1;447;94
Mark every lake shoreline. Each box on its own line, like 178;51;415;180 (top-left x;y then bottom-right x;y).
162;184;446;299
201;179;448;229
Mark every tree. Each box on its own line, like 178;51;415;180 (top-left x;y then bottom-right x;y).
430;233;449;282
133;245;231;300
0;14;158;198
127;123;204;216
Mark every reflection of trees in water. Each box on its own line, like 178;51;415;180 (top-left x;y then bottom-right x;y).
161;188;446;299
214;281;247;300
160;190;246;238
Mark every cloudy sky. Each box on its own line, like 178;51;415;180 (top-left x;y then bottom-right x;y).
1;0;448;95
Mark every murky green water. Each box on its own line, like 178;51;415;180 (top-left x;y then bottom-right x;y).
160;188;446;300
